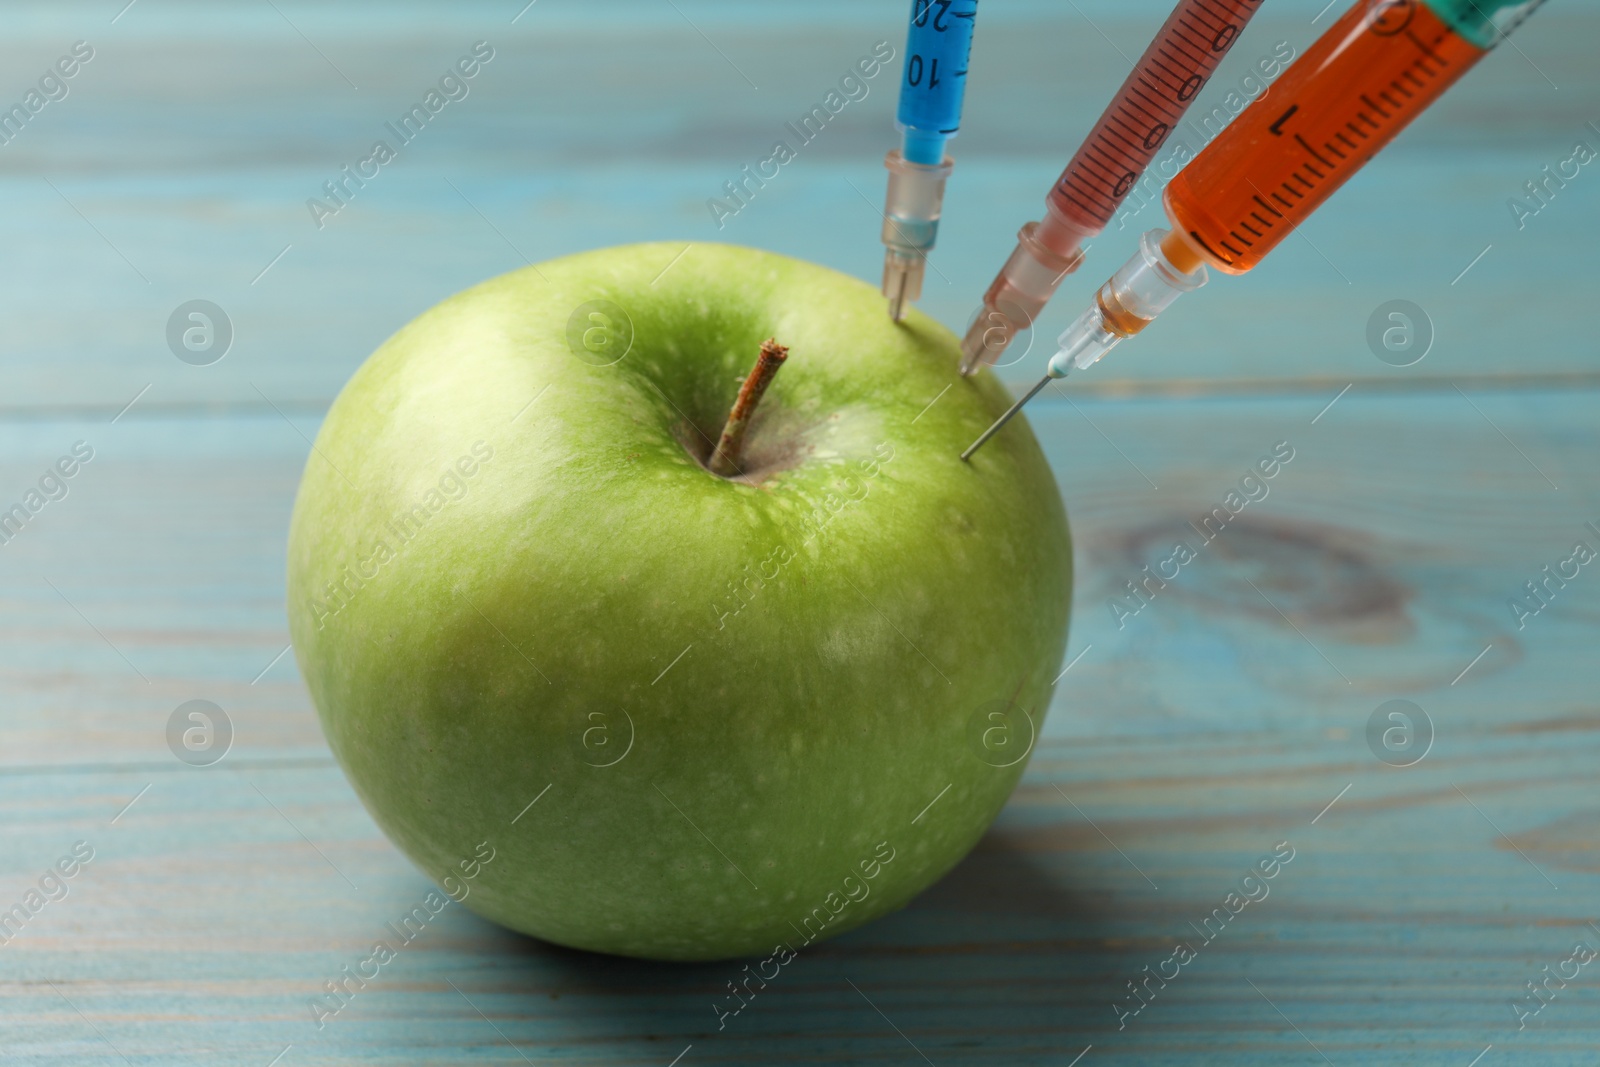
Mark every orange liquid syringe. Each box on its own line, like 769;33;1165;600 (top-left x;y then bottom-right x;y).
962;0;1546;462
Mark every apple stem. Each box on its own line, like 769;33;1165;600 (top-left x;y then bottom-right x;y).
708;338;788;477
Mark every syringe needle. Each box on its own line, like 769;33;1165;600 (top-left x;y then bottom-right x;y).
886;262;910;322
961;374;1053;462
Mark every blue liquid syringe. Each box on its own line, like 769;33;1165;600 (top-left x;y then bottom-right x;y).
880;0;979;321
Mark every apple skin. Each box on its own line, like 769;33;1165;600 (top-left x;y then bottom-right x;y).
287;242;1071;962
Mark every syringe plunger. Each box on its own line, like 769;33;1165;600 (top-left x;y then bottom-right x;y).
880;149;953;321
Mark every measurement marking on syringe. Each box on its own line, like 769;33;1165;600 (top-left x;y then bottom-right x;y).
1278;30;1456;216
1050;0;1262;230
1295;133;1334;169
1171;3;1485;276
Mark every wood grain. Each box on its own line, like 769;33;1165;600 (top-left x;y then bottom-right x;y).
0;2;1595;1065
0;1;1592;407
3;388;1597;1064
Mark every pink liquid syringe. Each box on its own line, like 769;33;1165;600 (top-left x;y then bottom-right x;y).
958;0;1267;374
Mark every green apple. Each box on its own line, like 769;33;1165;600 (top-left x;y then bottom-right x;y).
287;242;1071;962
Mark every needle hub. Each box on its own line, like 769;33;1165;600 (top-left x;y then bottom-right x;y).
879;150;953;321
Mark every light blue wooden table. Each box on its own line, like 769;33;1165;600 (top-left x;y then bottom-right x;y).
2;2;1597;1064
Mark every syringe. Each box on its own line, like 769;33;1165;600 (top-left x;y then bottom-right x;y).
959;0;1268;373
963;0;1546;461
880;0;979;321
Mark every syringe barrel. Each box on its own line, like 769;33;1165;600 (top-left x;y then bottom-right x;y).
1163;0;1517;274
1047;0;1266;236
896;0;979;165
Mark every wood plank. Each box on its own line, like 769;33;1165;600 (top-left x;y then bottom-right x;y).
1;387;1593;765
0;1;1591;410
3;727;1595;1065
1;387;1597;1063
1;2;1596;1063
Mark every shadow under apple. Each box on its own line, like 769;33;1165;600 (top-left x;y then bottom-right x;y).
429;821;1140;1064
